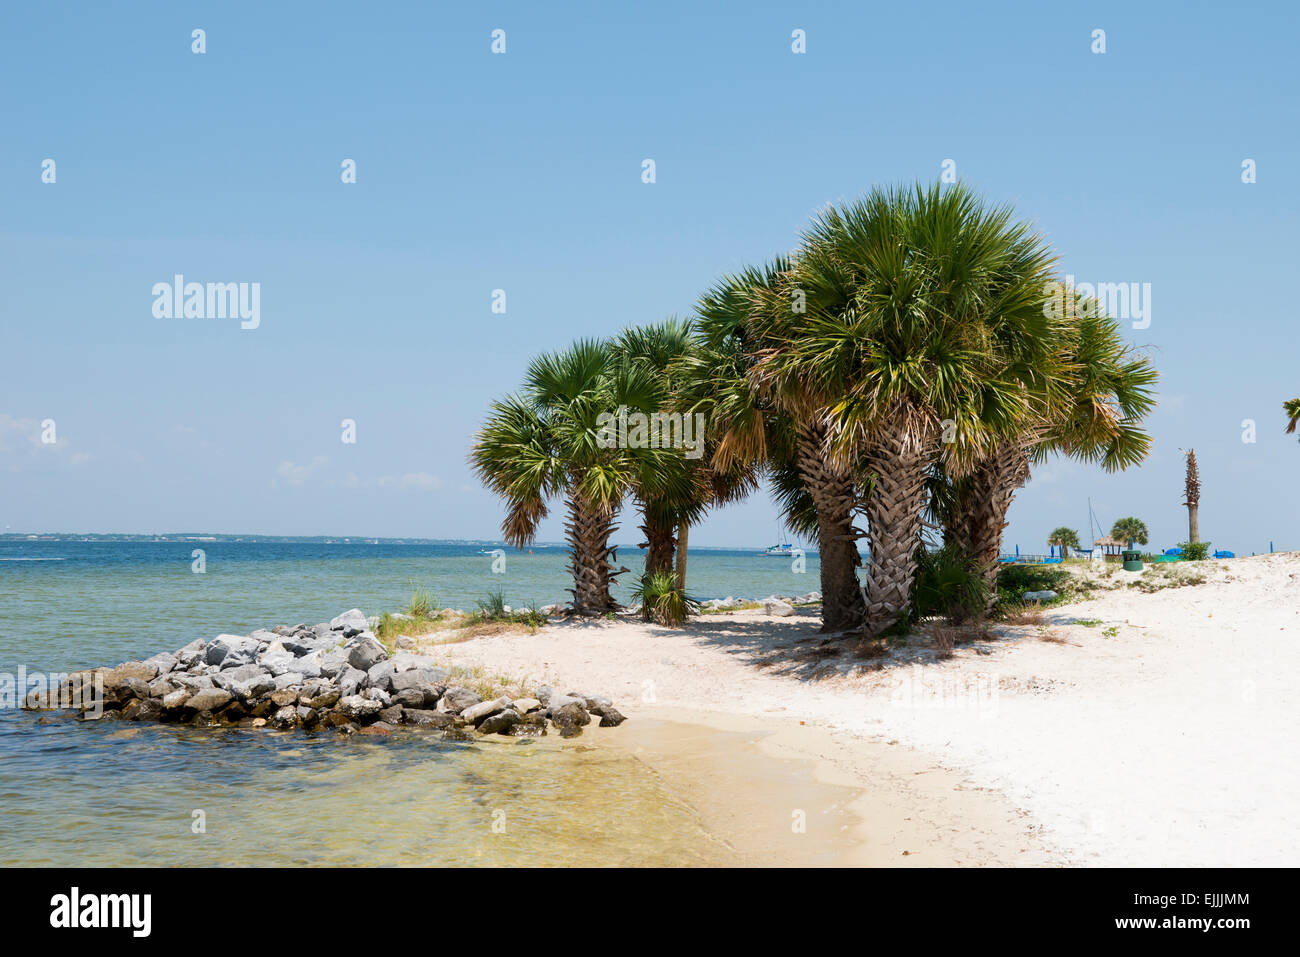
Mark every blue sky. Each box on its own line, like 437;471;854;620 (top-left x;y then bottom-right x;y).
2;1;1297;553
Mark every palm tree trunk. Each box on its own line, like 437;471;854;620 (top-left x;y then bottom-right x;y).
861;423;933;639
564;490;622;615
957;439;1033;614
1188;506;1199;545
674;521;689;590
640;507;676;577
796;421;864;632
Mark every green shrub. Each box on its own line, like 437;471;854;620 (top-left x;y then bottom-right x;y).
476;591;507;619
636;572;700;627
911;546;988;624
1178;541;1211;561
995;563;1072;613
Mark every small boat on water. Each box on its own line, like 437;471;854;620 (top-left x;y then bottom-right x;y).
762;542;797;556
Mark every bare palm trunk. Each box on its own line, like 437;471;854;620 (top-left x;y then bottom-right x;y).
1184;449;1201;544
861;424;934;639
958;440;1033;614
564;490;625;615
640;506;676;577
674;521;689;590
796;421;864;632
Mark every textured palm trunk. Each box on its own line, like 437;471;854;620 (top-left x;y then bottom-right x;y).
640;509;677;577
957;440;1033;614
564;490;624;615
861;424;934;639
1187;506;1199;545
674;521;689;590
796;421;864;632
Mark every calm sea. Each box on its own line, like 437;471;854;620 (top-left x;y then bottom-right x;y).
0;539;819;865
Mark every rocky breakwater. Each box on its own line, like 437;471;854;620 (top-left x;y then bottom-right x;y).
22;609;627;739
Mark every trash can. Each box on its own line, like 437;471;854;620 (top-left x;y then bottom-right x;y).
1122;549;1144;572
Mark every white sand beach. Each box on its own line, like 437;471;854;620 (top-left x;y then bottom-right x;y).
423;553;1300;866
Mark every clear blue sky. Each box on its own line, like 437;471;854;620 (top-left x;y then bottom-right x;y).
3;1;1297;553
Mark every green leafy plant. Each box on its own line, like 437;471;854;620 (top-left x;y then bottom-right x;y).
1178;541;1211;561
636;571;700;627
995;564;1071;614
1110;517;1149;547
910;545;988;624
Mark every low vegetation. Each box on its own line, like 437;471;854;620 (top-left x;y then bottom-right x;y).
636;571;700;627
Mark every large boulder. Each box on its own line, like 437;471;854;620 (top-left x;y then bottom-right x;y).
460;695;512;725
338;694;383;721
102;662;159;690
477;708;521;735
331;609;369;637
337;666;366;698
391;669;443;707
402;709;456;729
143;652;178;677
439;687;482;714
589;702;627;727
205;635;260;667
366;660;396;692
186;688;233;713
550;702;591;738
763;599;796;617
346;637;388;672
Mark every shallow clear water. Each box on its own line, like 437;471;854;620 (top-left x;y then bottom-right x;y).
0;539;817;865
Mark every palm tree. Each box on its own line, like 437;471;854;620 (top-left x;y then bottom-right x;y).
696;260;867;632
470;339;677;615
1285;397;1300;437
761;182;1061;638
1048;527;1080;558
1110;516;1149;548
945;294;1157;610
610;318;756;591
1183;449;1200;544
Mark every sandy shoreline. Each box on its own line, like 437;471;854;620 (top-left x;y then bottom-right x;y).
423;552;1300;867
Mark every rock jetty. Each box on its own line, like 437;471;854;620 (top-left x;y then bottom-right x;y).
21;609;626;739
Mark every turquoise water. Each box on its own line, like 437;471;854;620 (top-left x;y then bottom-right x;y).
0;539;817;865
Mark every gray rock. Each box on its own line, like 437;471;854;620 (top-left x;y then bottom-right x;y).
273;673;304;691
461;695;513;725
162;689;192;711
535;685;554;707
338;694;383;721
206;634;261;667
392;688;427;709
439;687;482;714
143;652;178;677
337;666;366;697
232;674;277;700
403;708;456;729
312;623;333;639
545;692;588;712
121;677;152;700
147;676;175;698
331;608;369;636
186;688;233;712
763;599;796;617
366;660;396;692
346;637;388;672
270;705;299;729
223;663;268;684
361;687;391;707
304;688;340;710
174;639;207;668
318;649;348;679
477;708;521;735
566;691;613;710
103;662;159;689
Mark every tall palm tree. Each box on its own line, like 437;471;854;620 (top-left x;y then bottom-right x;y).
1110;516;1149;548
470;339;676;615
1183;449;1200;545
695;261;867;632
949;297;1157;609
762;182;1060;637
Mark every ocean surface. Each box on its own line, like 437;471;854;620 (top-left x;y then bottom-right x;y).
0;539;820;865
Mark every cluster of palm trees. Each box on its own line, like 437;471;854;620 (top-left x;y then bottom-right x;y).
471;182;1158;640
